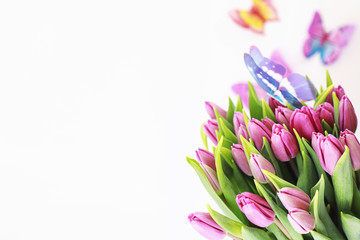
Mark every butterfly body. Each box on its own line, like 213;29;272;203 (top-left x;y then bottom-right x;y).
303;11;355;64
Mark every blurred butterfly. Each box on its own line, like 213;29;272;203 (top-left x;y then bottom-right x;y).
229;0;278;33
303;11;355;64
244;46;316;109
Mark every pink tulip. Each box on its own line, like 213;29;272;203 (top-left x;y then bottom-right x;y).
204;120;219;145
312;133;345;175
196;148;216;171
275;107;293;128
278;187;311;211
287;209;315;234
340;130;360;171
271;124;299;162
205;101;227;120
339;95;357;132
249;153;275;183
289;106;323;141
269;98;285;113
236;192;275;228
262;117;275;132
231;144;252;176
316;102;334;127
325;85;345;105
233;112;249;141
248;119;272;150
188;212;226;240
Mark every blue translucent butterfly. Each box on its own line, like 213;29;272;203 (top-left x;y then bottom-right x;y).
244;46;316;109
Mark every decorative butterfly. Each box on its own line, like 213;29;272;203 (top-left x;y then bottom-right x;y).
244;46;316;109
229;0;278;33
303;11;355;65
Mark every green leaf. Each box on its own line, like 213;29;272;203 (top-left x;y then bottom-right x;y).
248;81;263;120
263;170;298;190
293;129;307;157
321;119;333;133
214;108;234;133
226;97;236;123
255;181;304;240
242;226;274;240
235;95;243;112
333;92;340;127
267;223;288;240
261;138;283;178
351;180;360;218
314;84;334;109
200;123;208;150
326;70;333;87
310;190;328;237
186;157;238;221
311;231;332;240
240;135;260;162
332;146;354;212
332;123;339;138
218;118;238;144
207;204;244;238
242;109;250;128
262;99;276;122
341;212;360;240
297;151;318;196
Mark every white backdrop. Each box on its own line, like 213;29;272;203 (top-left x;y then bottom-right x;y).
0;0;359;239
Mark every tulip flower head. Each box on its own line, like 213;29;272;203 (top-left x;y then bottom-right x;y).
249;153;275;183
205;101;227;120
188;212;226;240
325;85;345;105
248;118;272;150
271;124;299;162
231;144;252;176
289;106;323;141
316;102;334;127
204;120;219;145
340;129;360;171
269;97;285;113
275;107;293;128
278;187;311;211
287;209;315;234
339;95;357;132
262;117;275;132
233;112;249;141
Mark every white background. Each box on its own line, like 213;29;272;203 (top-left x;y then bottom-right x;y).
0;0;359;239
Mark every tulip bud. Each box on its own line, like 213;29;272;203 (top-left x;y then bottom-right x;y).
271;124;299;162
262;117;275;132
289;106;323;141
277;187;311;211
233;112;249;141
231;144;252;176
316;102;334;127
325;85;345;105
287;209;315;234
275;107;293;128
204;120;219;145
205;101;227;120
188;212;226;240
236;192;275;228
269;97;285;112
340;130;360;171
249;153;275;183
339;95;357;132
196;148;216;171
312;133;345;175
248;119;272;150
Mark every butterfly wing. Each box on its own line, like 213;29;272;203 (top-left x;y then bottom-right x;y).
286;73;316;100
303;12;325;58
229;10;265;33
252;0;278;21
270;50;292;77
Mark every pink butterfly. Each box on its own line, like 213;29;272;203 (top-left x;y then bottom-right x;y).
303;11;355;65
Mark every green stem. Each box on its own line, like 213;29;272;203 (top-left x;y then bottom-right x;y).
274;217;292;240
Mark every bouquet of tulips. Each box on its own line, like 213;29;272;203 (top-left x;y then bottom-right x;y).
187;61;360;239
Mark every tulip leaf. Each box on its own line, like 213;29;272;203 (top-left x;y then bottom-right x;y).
302;138;335;205
261;137;283;178
248;81;263;120
255;180;304;240
262;99;276;122
314;84;334;109
297;151;318;196
332;146;354;212
341;212;360;240
242;109;250;128
333;92;340;128
267;223;288;240
207;204;244;238
321;119;333;133
186;157;238;221
326;70;333;88
351;180;360;218
262;170;298;190
218;118;238;144
240;135;260;162
310;190;328;237
293;129;307;156
242;226;274;240
214;108;234;133
236;95;243;112
215;138;250;224
311;230;332;240
332;123;339;138
226;97;236;123
200;123;209;150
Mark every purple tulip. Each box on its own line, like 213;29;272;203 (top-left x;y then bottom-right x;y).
312;133;345;175
231;144;252;176
204;120;219;145
275;107;293;128
340;130;360;171
271;124;299;162
249;153;275;183
316;102;334;127
236;192;275;228
233;112;249;141
339;95;357;132
287;209;315;234
289;106;323;141
269;97;285;112
188;212;226;240
248;119;272;150
278;187;311;211
196;148;216;171
262;117;275;132
325;85;345;105
205;101;227;120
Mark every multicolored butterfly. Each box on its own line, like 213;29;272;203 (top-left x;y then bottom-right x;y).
244;46;316;109
229;0;278;33
303;11;355;65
